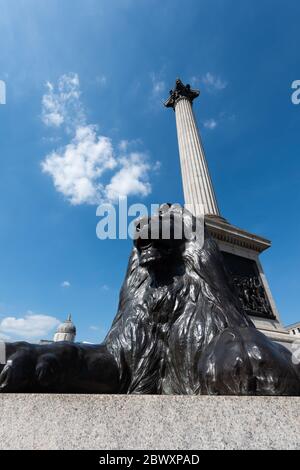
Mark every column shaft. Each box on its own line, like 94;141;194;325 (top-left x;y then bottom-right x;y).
174;97;220;217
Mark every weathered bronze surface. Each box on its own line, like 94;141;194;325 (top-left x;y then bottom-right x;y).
221;252;275;320
0;205;299;395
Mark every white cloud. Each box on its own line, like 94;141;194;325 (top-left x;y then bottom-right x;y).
202;72;227;91
104;153;151;202
152;81;165;95
101;284;109;291
203;118;218;130
118;139;129;152
118;138;143;152
89;325;99;331
42;73;85;130
150;73;166;98
61;281;71;288
41;74;159;205
0;312;60;340
153;160;161;172
42;125;117;205
118;139;130;152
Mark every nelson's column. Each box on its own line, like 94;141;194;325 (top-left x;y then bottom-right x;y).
164;78;291;348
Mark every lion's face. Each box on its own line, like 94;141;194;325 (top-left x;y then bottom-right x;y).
134;204;188;269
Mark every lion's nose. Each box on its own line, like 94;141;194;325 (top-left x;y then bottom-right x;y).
134;216;164;247
135;216;151;236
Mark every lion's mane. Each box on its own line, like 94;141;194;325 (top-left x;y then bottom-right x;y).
105;209;300;395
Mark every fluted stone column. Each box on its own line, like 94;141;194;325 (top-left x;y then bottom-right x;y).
165;79;220;217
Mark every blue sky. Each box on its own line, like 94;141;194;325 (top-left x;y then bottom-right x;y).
0;0;299;342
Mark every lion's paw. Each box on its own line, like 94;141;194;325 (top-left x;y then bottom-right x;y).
0;350;36;392
35;353;61;388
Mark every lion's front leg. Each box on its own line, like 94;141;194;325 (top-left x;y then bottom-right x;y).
197;330;255;396
0;341;120;393
0;343;37;392
197;327;300;396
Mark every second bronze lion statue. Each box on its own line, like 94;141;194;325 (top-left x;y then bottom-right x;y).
1;204;299;395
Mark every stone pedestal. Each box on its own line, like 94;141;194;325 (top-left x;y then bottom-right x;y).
205;215;292;347
0;394;299;450
165;79;290;346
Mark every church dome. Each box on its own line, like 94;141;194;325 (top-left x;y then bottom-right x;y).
53;314;76;342
57;314;76;334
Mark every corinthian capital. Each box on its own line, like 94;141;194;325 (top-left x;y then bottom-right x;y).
164;78;199;109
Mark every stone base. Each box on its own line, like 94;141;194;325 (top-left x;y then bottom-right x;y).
0;394;299;450
206;215;290;345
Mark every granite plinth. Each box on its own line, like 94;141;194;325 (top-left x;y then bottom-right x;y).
0;394;299;450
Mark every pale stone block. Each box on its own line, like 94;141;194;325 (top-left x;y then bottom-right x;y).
0;394;299;450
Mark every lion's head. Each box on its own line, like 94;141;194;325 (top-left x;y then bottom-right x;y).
133;203;204;273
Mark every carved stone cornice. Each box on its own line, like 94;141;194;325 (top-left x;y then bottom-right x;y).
205;215;271;253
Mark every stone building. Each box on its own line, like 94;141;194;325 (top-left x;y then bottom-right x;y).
286;322;300;338
40;314;76;344
53;314;76;342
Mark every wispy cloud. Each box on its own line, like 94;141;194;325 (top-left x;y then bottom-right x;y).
189;73;228;131
42;73;85;131
101;284;109;291
153;160;161;172
118;139;130;152
41;74;158;206
202;112;236;131
152;80;166;96
150;72;166;106
191;72;227;92
118;138;143;152
95;74;107;87
89;324;106;338
89;325;100;331
202;72;227;91
203;118;218;130
151;71;166;95
0;312;60;341
61;281;71;288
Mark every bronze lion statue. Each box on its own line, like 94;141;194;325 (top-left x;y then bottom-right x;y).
1;204;299;395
